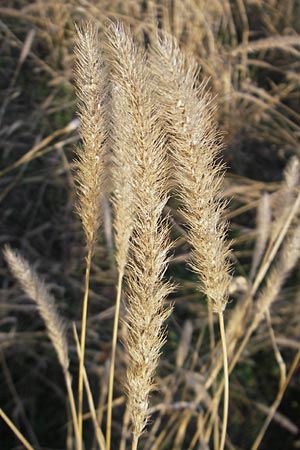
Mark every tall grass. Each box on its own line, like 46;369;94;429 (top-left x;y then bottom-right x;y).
1;3;300;450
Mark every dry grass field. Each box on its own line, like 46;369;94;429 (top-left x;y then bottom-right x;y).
1;1;300;449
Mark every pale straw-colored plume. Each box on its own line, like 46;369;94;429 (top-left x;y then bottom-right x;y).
109;80;135;274
4;245;69;371
106;23;173;449
74;21;107;249
74;22;108;448
4;245;80;447
150;33;231;450
104;30;137;450
150;33;231;314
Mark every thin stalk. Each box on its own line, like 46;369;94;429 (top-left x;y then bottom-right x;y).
251;189;300;296
106;270;124;450
218;312;229;450
0;408;35;450
251;350;300;450
132;435;138;450
78;246;93;449
73;325;106;450
207;306;219;450
65;370;81;450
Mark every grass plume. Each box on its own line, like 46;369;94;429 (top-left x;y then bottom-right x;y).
74;21;107;249
107;22;173;449
3;245;80;448
150;34;231;314
150;32;232;450
74;21;107;447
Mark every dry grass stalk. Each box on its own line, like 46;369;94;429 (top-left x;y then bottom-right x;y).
226;220;300;383
150;32;231;450
218;158;300;388
3;245;80;448
249;193;271;282
74;22;107;446
72;324;106;450
251;349;300;450
105;25;146;441
105;22;138;450
254;223;300;328
4;246;69;371
0;408;35;450
270;156;300;243
106;22;173;450
74;21;107;249
150;34;231;315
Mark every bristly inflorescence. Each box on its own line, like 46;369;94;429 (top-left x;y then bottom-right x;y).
4;245;69;372
106;22;173;442
74;22;108;249
150;33;232;314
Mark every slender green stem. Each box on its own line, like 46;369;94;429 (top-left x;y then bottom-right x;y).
78;246;93;450
218;312;229;450
106;270;124;450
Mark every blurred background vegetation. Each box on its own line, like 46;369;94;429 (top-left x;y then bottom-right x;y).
1;1;300;449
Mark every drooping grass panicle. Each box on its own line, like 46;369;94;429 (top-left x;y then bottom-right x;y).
4;245;69;371
4;245;80;447
106;22;173;446
74;21;107;250
150;33;231;314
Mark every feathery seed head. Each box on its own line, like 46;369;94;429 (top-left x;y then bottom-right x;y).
4;245;69;372
107;22;173;439
150;32;232;313
74;22;107;248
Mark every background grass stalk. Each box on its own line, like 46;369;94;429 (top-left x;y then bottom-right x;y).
251;350;300;450
78;246;93;448
106;270;124;450
0;409;35;450
4;246;81;449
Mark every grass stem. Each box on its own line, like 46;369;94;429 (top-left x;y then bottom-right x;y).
73;324;106;450
106;270;124;450
78;246;93;449
218;312;229;450
0;408;35;450
65;370;81;450
132;435;138;450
